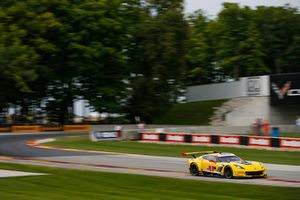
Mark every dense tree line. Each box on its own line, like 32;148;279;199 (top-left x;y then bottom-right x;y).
0;1;299;123
187;3;300;85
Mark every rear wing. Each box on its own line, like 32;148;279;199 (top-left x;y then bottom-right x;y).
181;151;218;158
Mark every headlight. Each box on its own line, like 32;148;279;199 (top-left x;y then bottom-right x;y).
259;162;264;168
234;164;245;170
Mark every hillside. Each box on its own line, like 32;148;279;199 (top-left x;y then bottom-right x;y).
153;99;227;125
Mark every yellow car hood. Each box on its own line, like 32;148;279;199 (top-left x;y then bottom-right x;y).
233;161;264;171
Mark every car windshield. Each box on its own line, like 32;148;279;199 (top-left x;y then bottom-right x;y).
216;156;242;163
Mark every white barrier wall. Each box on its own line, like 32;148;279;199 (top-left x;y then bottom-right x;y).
187;75;270;102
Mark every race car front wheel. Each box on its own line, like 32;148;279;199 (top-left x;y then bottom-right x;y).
224;167;233;179
189;163;199;176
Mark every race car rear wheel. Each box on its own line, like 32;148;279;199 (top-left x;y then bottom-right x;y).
189;163;199;176
224;166;233;179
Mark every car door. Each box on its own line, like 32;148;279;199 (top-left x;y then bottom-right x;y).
203;155;217;173
201;155;211;172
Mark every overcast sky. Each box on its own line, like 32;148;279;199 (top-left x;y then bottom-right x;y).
185;0;300;17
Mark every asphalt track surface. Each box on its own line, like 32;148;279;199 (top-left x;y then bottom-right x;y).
0;133;300;188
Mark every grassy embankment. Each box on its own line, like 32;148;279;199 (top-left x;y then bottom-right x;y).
47;137;300;165
153;99;227;125
0;163;299;200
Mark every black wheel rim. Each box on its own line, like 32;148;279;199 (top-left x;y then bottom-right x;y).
190;165;198;175
225;168;232;178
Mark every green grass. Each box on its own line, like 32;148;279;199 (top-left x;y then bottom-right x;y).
47;136;300;165
0;163;299;200
153;99;227;125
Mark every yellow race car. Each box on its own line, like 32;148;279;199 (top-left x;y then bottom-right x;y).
182;151;267;178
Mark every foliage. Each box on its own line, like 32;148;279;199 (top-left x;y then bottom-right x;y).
125;0;189;122
186;3;300;84
0;1;299;123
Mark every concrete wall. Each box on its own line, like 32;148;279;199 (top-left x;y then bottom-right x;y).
225;97;270;126
224;96;300;126
90;124;298;140
187;81;241;102
186;75;270;102
270;105;300;125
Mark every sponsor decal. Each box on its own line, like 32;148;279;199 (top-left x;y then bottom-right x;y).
219;136;240;145
271;82;300;98
142;133;159;141
248;137;271;147
91;130;121;142
166;134;185;142
191;134;212;144
270;73;300;105
94;131;119;138
280;138;300;149
247;77;261;96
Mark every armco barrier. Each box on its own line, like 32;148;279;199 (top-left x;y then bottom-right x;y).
0;127;11;132
41;126;63;131
11;126;41;132
140;132;300;150
63;125;90;132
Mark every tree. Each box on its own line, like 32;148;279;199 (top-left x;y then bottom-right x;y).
255;5;300;74
0;0;129;123
185;10;217;85
186;3;272;83
0;4;47;114
214;3;269;79
126;0;189;122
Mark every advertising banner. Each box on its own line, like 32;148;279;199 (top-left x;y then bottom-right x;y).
191;134;212;144
248;136;271;147
247;76;261;96
218;136;240;145
165;133;185;143
90;130;121;142
270;73;300;105
279;138;300;149
141;132;160;142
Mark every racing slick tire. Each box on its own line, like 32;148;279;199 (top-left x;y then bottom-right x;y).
224;166;233;179
189;163;199;176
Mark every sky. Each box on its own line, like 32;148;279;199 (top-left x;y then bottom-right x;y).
185;0;300;16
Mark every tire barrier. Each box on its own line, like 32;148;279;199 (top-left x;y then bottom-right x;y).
140;132;300;150
41;126;63;131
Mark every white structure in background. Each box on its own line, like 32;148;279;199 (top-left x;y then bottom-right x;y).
187;75;270;102
186;75;299;125
73;99;101;121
